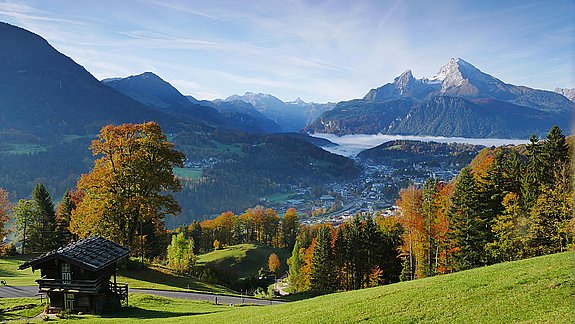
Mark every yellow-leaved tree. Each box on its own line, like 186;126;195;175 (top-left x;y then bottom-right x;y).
268;252;281;274
70;122;184;247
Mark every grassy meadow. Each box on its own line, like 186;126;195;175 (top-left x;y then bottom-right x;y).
2;251;573;323
73;251;575;323
116;264;234;295
195;244;291;279
0;254;40;286
173;167;203;180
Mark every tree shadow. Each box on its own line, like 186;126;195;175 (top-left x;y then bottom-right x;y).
100;307;219;319
119;267;220;292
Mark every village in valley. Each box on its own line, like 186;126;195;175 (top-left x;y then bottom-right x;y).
258;156;464;225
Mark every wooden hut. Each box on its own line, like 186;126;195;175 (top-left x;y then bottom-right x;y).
19;236;130;314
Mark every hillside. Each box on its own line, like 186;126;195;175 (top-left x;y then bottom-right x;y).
0;22;188;143
357;140;483;167
56;251;574;323
197;251;575;323
196;244;290;278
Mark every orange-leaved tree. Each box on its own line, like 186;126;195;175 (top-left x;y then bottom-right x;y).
70;122;184;247
268;252;281;274
0;188;11;249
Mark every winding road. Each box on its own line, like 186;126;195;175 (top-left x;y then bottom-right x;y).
0;286;284;306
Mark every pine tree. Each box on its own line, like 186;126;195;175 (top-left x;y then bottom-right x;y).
420;178;438;277
521;135;545;210
32;183;57;250
542;126;569;179
347;215;365;289
56;190;76;245
310;225;335;293
363;215;379;286
332;225;348;290
502;150;523;195
448;168;491;270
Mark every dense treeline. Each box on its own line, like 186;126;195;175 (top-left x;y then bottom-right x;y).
358;140;483;167
396;126;574;279
287;215;403;293
175;207;301;254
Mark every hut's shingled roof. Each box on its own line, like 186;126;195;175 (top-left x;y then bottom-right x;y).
19;236;130;271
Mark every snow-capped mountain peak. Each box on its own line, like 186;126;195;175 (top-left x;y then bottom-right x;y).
290;97;307;105
431;57;467;81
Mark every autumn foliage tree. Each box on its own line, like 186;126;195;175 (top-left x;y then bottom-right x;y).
0;188;11;250
70;122;185;248
268;252;281;274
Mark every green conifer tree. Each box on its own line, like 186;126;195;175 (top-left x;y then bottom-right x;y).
310;225;335;293
31;183;57;250
521;135;545;210
448;168;491;270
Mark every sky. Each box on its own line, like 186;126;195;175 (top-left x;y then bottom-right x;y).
0;0;573;102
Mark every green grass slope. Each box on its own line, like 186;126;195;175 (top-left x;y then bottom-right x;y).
125;251;572;323
200;251;571;323
116;265;235;295
5;252;573;323
195;244;291;279
0;254;40;286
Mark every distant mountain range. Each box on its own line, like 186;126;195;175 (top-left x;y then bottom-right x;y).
305;58;573;138
103;72;283;133
225;92;335;132
2;19;570;144
104;74;334;133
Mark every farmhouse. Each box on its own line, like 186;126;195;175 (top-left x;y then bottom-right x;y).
19;236;130;314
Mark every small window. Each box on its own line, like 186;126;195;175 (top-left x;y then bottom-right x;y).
62;263;71;284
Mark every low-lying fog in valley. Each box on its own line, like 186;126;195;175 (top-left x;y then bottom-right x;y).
311;133;530;157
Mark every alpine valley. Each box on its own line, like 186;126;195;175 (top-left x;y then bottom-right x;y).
0;21;573;225
0;22;359;224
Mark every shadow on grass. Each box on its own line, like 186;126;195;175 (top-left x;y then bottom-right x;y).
99;307;220;319
119;267;220;292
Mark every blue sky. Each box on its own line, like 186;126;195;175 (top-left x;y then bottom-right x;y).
0;0;573;102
